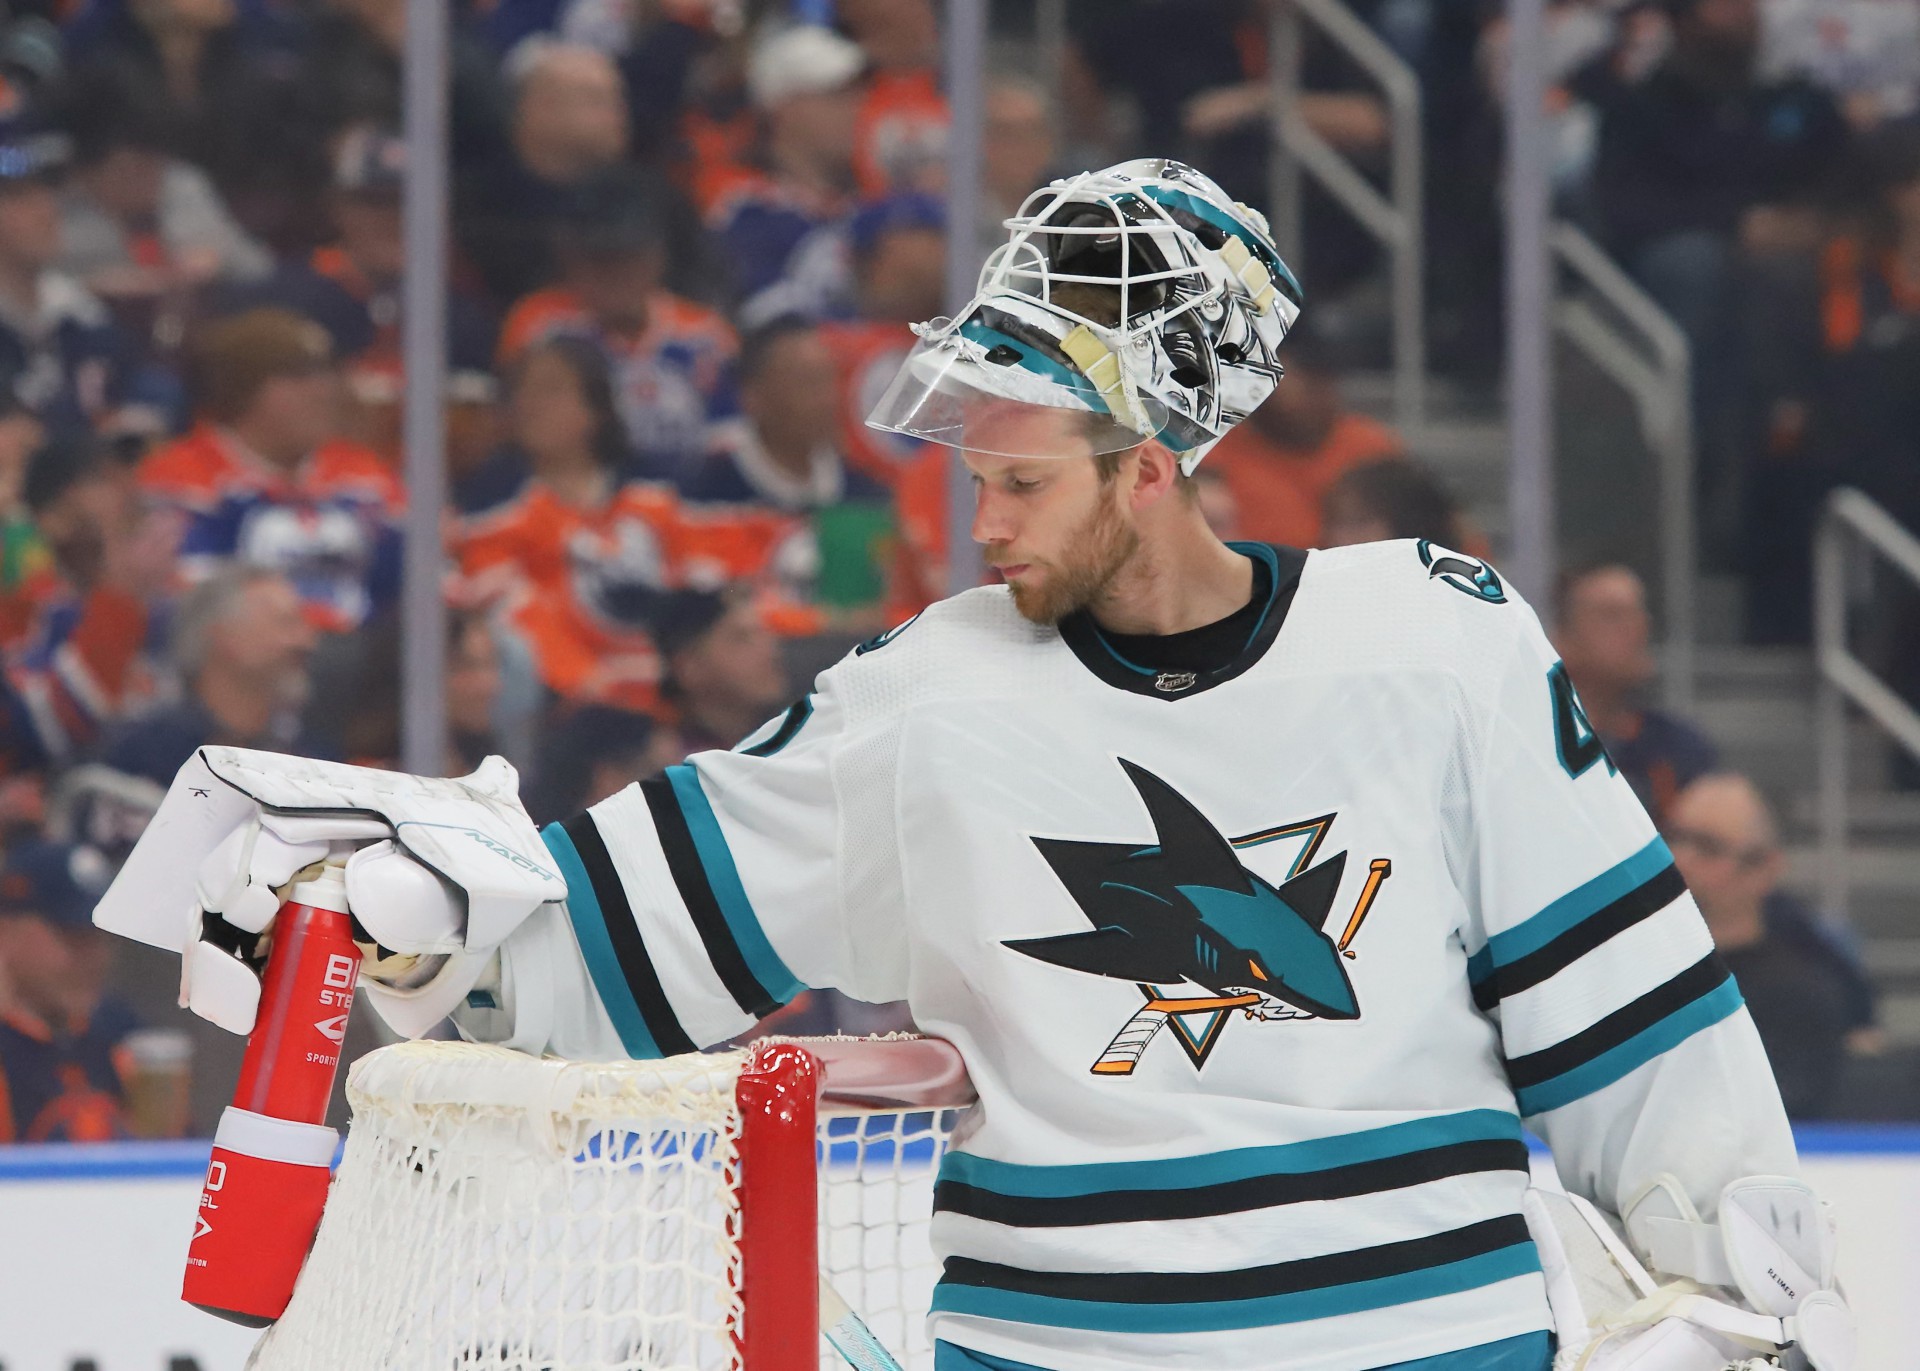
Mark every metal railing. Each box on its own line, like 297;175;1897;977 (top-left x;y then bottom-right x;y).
1266;0;1424;431
1815;488;1920;921
1549;223;1697;713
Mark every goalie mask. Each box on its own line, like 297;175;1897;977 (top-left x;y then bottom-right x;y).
865;158;1302;472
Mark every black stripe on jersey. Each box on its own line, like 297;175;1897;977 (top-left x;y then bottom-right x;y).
935;1138;1529;1228
740;697;813;758
940;1215;1531;1305
560;813;697;1056
1472;862;1688;1012
640;776;782;1019
1502;953;1731;1091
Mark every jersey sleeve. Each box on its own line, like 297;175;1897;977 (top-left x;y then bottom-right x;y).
464;657;911;1060
1457;593;1797;1221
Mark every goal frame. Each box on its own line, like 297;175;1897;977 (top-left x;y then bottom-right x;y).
733;1036;977;1369
735;1039;821;1369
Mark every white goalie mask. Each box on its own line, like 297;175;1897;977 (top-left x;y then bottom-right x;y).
866;158;1302;472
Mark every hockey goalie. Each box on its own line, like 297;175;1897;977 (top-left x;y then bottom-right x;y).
96;159;1853;1371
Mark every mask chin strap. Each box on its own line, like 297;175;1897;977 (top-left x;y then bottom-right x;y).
1058;323;1154;437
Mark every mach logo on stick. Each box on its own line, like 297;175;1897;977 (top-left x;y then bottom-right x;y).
1007;760;1392;1076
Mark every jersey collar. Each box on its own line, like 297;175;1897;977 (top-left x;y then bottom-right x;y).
1056;542;1308;701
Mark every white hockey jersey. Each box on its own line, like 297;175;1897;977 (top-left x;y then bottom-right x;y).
462;539;1797;1371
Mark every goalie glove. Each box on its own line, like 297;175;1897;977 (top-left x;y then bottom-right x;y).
1526;1177;1855;1371
93;747;568;1037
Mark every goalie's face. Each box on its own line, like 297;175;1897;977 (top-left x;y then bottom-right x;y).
966;408;1140;625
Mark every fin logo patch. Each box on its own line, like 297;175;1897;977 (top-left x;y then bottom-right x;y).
1418;540;1507;604
1006;760;1393;1076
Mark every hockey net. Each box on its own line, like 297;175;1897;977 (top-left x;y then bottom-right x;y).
249;1036;969;1371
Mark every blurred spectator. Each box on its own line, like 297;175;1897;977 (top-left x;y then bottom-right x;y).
1477;0;1626;206
1204;325;1403;550
459;336;723;712
0;439;172;778
524;701;677;823
62;0;315;253
808;194;949;609
1593;0;1847;266
288;0;506;173
459;39;630;304
1761;0;1920;130
137;307;404;630
59;84;272;328
223;126;498;463
1318;457;1467;548
1552;561;1719;828
699;25;863;304
653;586;788;755
681;318;896;631
0;126;134;440
837;0;949;197
98;564;327;787
329;607;504;775
1589;0;1848;535
1668;773;1875;1115
982;76;1058;230
1071;0;1386;251
0;838;140;1142
1744;126;1920;643
498;166;737;478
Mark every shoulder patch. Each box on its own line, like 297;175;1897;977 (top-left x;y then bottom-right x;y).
1416;540;1507;605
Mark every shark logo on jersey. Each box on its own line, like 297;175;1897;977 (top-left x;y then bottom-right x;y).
1006;760;1393;1076
1418;540;1507;604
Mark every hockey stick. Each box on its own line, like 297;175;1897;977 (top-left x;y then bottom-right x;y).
821;1274;907;1371
1090;993;1262;1075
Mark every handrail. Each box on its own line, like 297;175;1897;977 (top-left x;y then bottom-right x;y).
1815;488;1920;921
1548;223;1697;714
1266;0;1424;431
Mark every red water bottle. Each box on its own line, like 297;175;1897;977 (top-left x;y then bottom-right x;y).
183;864;360;1325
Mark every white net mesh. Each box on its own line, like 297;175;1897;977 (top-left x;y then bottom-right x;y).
817;1109;949;1368
250;1040;955;1371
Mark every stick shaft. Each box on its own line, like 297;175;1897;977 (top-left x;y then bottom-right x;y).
1337;858;1394;953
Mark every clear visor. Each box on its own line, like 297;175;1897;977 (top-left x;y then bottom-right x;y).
864;326;1167;459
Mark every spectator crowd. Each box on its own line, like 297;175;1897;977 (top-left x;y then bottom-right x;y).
0;0;1912;1139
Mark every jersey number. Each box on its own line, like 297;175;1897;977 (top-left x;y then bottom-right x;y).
1548;663;1615;779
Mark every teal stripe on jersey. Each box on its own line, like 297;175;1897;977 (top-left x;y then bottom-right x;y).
933;1330;1550;1371
664;764;805;1005
929;1242;1540;1335
1515;977;1744;1117
938;1109;1523;1199
1469;836;1673;983
540;823;663;1059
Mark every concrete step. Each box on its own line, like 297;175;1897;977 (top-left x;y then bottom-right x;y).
1791;791;1920;840
1782;844;1920;895
1876;993;1920;1048
1689;643;1815;693
1861;938;1920;980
